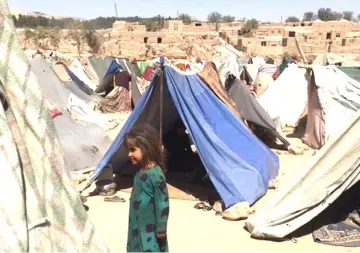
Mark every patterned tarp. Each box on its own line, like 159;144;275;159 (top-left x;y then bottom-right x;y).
0;1;108;251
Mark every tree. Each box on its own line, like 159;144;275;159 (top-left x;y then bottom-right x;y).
285;16;300;22
48;28;62;49
343;11;354;21
24;28;36;49
238;19;259;37
178;14;191;24
222;15;235;23
358;14;360;22
303;11;315;21
83;30;101;54
68;29;84;56
207;12;222;23
317;8;342;21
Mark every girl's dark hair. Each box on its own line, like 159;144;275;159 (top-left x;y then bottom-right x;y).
124;124;166;172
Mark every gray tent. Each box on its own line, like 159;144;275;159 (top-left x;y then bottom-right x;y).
30;55;112;171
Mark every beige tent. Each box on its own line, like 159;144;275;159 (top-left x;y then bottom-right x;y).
52;64;72;82
0;1;108;251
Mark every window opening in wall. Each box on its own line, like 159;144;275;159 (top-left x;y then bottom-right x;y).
157;37;162;43
301;23;305;27
326;32;331;40
342;39;346;46
289;31;296;37
261;41;266;46
304;35;308;42
336;33;341;38
282;38;288;47
195;23;202;27
144;37;148;43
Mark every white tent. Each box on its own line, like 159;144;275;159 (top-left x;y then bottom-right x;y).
245;110;360;239
256;63;308;128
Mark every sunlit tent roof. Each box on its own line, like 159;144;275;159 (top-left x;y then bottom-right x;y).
87;64;279;208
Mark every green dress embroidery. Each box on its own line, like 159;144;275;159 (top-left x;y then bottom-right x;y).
127;165;169;252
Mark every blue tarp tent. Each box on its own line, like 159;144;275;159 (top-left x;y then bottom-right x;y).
87;66;279;207
95;59;142;106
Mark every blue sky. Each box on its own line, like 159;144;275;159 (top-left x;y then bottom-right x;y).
7;0;359;22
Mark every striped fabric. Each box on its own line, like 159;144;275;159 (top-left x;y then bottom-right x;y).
258;64;278;76
0;1;108;252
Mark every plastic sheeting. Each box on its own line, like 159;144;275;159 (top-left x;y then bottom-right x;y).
256;64;308;128
30;55;112;171
246;110;360;240
88;66;279;208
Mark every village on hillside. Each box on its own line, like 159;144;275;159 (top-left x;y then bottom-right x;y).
2;1;360;252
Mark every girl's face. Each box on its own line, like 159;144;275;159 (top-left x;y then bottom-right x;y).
126;139;143;166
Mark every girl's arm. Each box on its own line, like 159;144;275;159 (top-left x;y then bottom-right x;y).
152;173;169;234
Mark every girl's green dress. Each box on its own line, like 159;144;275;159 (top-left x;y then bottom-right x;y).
127;165;169;252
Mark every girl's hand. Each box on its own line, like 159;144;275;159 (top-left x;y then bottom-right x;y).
156;233;167;240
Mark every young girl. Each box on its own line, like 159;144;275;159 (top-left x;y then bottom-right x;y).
125;124;169;252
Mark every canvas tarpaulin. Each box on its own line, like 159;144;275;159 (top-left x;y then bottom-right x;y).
310;65;360;144
228;79;277;130
256;63;308;128
88;57;113;79
339;67;360;82
227;79;290;148
88;66;279;208
69;59;98;91
30;55;113;171
0;1;108;250
198;62;239;117
246;110;360;240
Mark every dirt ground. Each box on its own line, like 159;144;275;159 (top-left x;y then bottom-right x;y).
78;125;358;252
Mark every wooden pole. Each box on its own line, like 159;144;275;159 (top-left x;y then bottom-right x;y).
323;40;329;66
159;68;164;147
295;37;308;64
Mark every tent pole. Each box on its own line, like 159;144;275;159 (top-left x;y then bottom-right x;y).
159;69;164;147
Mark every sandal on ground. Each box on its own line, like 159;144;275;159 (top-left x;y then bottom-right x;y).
104;196;126;203
194;202;205;209
202;205;213;211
